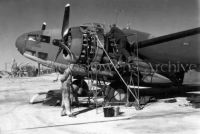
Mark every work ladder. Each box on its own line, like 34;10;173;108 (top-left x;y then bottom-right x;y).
94;32;141;109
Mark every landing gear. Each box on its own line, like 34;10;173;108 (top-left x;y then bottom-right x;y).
170;71;185;86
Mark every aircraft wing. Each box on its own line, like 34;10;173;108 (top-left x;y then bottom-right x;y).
135;27;200;65
138;27;200;48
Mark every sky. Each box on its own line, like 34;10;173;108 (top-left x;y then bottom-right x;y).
0;0;199;70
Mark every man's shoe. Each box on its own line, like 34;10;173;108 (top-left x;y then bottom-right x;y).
61;110;67;116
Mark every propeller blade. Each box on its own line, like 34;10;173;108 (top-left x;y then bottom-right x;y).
54;47;62;62
61;4;70;38
41;22;46;30
52;40;77;63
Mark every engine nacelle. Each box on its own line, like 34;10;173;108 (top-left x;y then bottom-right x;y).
63;23;105;64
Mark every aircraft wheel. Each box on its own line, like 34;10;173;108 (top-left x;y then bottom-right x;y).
105;82;127;103
72;79;89;97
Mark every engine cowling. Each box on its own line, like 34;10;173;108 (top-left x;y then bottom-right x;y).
64;24;105;64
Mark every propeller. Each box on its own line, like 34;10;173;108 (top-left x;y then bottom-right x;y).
61;4;70;38
53;3;72;62
54;47;62;62
41;22;46;30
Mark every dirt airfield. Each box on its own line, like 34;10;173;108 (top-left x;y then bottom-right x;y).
0;73;200;134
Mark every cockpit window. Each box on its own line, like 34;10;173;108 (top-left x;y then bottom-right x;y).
27;34;50;43
40;35;50;43
28;34;37;42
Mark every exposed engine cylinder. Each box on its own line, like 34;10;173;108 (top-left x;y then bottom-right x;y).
64;24;105;64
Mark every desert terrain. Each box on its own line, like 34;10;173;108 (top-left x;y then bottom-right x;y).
0;73;200;134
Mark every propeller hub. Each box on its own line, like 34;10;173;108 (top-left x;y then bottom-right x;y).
52;39;62;47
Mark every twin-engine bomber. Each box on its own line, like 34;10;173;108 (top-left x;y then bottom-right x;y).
15;4;200;107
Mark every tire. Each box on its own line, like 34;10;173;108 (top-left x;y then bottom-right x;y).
105;81;127;103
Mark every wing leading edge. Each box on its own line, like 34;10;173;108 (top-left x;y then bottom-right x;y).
138;27;200;48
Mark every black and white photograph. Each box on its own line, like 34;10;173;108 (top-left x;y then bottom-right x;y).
0;0;200;133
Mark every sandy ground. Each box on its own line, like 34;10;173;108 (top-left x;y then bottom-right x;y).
0;73;200;134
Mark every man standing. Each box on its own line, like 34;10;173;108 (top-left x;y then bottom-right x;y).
60;64;74;117
106;24;131;62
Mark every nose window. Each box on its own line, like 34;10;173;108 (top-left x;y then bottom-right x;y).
38;52;48;60
26;50;36;56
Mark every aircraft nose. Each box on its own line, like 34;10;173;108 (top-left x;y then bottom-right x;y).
15;34;26;54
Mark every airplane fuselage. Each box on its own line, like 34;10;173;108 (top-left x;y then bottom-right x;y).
15;24;200;85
